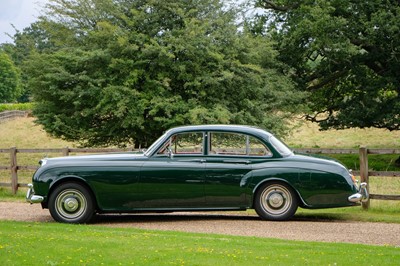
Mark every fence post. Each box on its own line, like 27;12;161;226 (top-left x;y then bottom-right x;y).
62;147;70;156
359;146;370;210
10;147;18;194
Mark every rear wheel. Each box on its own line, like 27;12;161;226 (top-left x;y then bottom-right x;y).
48;182;95;224
254;182;298;221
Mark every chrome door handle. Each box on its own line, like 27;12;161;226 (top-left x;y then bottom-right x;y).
190;159;206;163
223;160;251;164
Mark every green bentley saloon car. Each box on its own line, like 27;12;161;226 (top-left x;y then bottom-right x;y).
27;125;368;223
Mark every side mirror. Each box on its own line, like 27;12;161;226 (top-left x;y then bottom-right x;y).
166;147;174;159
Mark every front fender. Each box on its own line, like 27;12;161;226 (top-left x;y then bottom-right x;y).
33;167;95;208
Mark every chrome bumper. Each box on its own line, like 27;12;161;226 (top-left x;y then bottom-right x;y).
348;182;369;203
26;183;44;204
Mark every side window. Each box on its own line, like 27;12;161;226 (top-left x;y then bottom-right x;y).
209;132;271;156
209;133;247;155
157;132;204;155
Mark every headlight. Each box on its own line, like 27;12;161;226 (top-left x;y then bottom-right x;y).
39;159;47;166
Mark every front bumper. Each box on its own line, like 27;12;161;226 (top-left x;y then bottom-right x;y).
26;183;44;204
348;182;369;203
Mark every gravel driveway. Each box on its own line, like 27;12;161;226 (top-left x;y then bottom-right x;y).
1;202;399;246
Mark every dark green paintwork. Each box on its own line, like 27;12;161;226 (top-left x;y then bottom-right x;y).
31;125;359;213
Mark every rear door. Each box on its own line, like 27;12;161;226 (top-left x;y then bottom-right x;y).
204;132;272;207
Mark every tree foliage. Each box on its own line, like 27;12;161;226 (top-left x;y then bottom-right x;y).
256;0;400;131
0;51;22;103
25;0;302;147
1;21;55;102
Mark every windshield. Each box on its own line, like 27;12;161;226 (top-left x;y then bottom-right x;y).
269;136;293;156
144;131;169;156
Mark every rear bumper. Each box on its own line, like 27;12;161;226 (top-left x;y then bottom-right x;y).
26;183;44;204
348;182;369;203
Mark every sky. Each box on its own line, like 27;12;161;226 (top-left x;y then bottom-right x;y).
0;0;49;44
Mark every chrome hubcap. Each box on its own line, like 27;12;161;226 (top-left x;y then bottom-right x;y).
55;189;87;220
260;184;292;216
267;192;285;209
64;197;79;212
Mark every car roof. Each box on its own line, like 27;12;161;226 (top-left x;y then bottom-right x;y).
145;124;277;157
167;124;273;137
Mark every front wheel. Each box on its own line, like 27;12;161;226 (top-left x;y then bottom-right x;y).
48;182;95;224
254;182;298;221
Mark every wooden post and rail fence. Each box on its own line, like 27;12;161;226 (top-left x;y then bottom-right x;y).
1;146;399;210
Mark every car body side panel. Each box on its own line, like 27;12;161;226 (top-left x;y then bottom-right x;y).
243;156;358;208
139;156;206;208
33;160;143;210
204;157;252;208
297;169;357;208
33;156;358;211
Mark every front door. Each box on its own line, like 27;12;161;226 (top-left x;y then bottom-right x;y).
139;132;206;208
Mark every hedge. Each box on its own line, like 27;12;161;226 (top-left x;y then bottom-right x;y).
0;103;34;112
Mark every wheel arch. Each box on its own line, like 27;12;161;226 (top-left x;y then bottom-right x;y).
251;178;306;208
46;176;98;211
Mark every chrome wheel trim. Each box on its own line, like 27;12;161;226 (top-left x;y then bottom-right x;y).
260;184;292;216
55;189;87;220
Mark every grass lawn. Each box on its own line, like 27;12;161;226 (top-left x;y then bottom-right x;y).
0;221;399;266
286;118;400;149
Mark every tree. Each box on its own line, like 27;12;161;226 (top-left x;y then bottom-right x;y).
256;0;400;131
26;0;303;147
1;21;55;102
0;51;22;103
